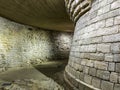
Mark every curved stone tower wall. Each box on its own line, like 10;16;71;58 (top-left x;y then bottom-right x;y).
65;0;120;90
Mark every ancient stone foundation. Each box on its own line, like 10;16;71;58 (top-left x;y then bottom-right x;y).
65;0;120;90
0;16;73;72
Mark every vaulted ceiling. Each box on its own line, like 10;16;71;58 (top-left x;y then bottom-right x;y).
0;0;74;32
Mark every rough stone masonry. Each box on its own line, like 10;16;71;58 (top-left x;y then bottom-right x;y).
65;0;120;90
0;0;120;90
0;16;73;72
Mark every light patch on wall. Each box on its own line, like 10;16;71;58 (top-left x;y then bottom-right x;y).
75;0;79;3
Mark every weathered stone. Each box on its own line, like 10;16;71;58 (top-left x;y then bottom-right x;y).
80;53;90;59
111;43;120;53
96;26;118;37
103;33;120;43
74;63;80;71
86;60;94;67
79;72;84;81
78;65;84;72
84;75;92;85
106;18;114;27
108;62;115;71
79;83;85;90
97;44;110;53
89;67;96;76
116;63;120;73
92;77;101;89
98;5;110;15
114;16;120;25
96;70;110;80
114;84;120;90
105;54;113;62
81;59;87;65
101;80;113;90
89;53;104;61
75;71;80;79
83;37;102;44
111;1;120;9
94;61;108;70
114;54;120;62
110;72;118;83
79;45;97;53
95;20;106;29
83;66;89;74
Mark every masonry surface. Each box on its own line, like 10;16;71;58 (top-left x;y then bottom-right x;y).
0;0;120;90
0;16;73;71
65;0;120;90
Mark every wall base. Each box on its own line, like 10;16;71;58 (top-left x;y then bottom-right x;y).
64;71;100;90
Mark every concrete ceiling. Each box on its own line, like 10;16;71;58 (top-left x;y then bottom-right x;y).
0;0;74;32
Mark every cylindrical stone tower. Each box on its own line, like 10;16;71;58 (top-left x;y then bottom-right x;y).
64;0;120;90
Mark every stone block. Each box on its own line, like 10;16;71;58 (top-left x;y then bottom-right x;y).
84;74;92;85
80;45;97;53
79;72;84;81
114;54;120;62
94;61;108;70
110;72;118;83
97;44;110;53
111;43;120;53
83;66;89;74
95;20;105;29
79;83;85;90
96;70;110;80
105;54;113;62
114;16;120;25
107;0;114;4
81;59;87;65
98;5;110;15
116;63;120;73
103;33;120;43
86;60;94;67
108;62;115;71
96;26;118;37
114;84;120;90
89;67;96;76
89;53;104;61
74;63;80;71
75;71;80;79
101;80;113;90
78;65;84;72
111;1;120;10
91;37;102;44
80;53;90;59
106;18;114;27
92;77;101;89
99;0;107;7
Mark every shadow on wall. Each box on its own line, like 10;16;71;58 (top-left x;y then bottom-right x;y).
50;32;73;60
0;16;73;71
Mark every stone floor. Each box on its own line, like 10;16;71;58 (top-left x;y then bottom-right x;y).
0;60;70;90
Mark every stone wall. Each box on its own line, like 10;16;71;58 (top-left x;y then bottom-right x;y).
65;0;120;90
65;0;92;22
0;16;73;72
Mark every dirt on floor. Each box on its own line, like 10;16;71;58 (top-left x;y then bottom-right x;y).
0;60;71;90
